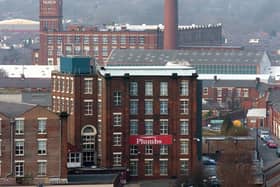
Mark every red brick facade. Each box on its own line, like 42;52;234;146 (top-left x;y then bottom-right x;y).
51;64;202;180
0;105;67;185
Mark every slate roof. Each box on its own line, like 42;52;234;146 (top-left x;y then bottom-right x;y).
0;101;35;117
107;49;265;66
0;78;51;89
202;79;258;88
68;174;119;185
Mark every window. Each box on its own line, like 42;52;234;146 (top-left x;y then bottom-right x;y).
113;153;122;166
180;100;189;114
160;99;168;115
130;82;138;96
120;35;126;45
145;145;153;155
113;91;122;106
129;36;136;45
130;145;138;155
98;78;102;96
113;133;122;146
112;36;117;45
84;100;93;116
217;88;222;97
113;113;122;127
160;120;168;135
93;35;99;44
180;120;189;135
38;161;47;176
160;145;168;155
38;140;47;155
160;82;168;96
203;87;208;95
145;120;153;135
67;152;81;164
130;120;138;135
15;161;24;177
180;140;189;155
145;81;153;96
243;88;249;97
145;100;153;115
83;36;89;44
180;80;189;96
15;119;24;135
102;36;108;44
15;140;24;156
160;160;168;176
38;119;47;134
81;126;96;151
84;78;93;94
236;88;241;97
139;36;145;45
130;99;138;115
0;119;2;134
74;46;81;55
144;160;153;176
102;46;108;57
129;160;138;176
180;159;189;175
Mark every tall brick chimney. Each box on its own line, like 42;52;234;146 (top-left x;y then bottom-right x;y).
164;0;178;49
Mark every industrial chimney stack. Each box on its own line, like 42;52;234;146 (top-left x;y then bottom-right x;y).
164;0;178;49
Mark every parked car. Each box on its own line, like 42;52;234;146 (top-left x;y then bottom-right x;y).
276;148;280;157
263;136;273;143
202;156;216;165
267;141;277;148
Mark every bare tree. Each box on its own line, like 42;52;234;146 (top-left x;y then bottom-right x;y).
217;141;254;187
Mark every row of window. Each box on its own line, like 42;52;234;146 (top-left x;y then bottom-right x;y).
128;80;189;97
14;119;47;135
129;159;189;176
15;139;47;156
52;97;74;114
128;99;189;115
47;35;146;46
52;76;74;93
15;161;47;177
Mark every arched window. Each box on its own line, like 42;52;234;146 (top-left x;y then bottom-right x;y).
81;125;97;166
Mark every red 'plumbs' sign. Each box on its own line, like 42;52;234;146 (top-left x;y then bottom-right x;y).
129;135;173;145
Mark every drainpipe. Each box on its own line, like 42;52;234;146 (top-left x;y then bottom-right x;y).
9;118;15;177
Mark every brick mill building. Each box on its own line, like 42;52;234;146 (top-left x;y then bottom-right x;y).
37;0;223;66
51;56;202;180
0;102;68;185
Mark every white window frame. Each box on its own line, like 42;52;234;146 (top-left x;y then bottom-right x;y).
130;120;138;135
160;82;168;96
130;82;138;96
84;100;93;116
145;81;153;96
113;152;122;166
145;99;153;115
38;139;47;155
159;159;168;176
180;139;189;155
160;145;168;155
144;120;153;135
15;118;24;135
37;118;47;134
84;78;93;94
113;113;122;127
15;139;24;156
113;133;122;146
160;119;168;135
145;145;153;155
129;159;138;176
160;99;168;115
180;80;189;96
144;159;153;176
130;99;139;115
180;119;189;135
130;145;138;155
37;160;47;176
15;161;24;177
180;99;189;115
113;91;122;106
